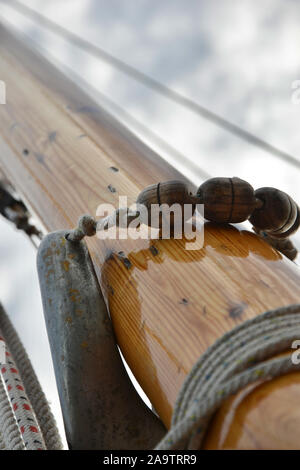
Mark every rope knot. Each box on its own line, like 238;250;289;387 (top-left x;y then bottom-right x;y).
66;215;97;242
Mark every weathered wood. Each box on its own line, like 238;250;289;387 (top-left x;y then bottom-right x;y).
0;23;300;449
0;26;187;192
0;165;13;189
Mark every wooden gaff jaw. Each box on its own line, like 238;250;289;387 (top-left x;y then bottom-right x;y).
0;22;300;449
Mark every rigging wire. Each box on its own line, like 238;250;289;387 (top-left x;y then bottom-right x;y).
1;0;300;170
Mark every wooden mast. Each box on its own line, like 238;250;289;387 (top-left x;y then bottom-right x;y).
0;23;300;449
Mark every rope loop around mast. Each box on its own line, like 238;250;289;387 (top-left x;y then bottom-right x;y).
156;304;300;450
65;214;97;242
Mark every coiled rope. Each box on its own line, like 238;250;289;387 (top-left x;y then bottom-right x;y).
156;304;300;450
0;303;63;450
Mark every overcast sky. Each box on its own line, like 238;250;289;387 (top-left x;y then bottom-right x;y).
0;0;300;448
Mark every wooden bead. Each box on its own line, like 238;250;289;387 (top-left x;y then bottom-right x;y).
249;188;299;238
196;177;256;223
268;204;300;239
137;180;195;207
136;180;197;228
277;205;300;239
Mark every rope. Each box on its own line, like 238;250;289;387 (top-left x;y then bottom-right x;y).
0;330;46;450
0;303;63;450
0;432;7;450
66;214;96;242
0;376;24;450
66;212;141;242
156;304;300;450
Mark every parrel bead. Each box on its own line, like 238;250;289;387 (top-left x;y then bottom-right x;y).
249;187;299;237
136;180;198;228
196;177;256;223
273;205;300;239
266;205;300;240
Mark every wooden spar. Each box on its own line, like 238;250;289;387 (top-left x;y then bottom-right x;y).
0;23;300;449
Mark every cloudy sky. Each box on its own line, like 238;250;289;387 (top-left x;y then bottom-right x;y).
0;0;300;447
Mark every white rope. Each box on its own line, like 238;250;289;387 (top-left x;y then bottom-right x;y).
0;303;63;450
156;304;300;450
0;328;46;450
0;376;24;450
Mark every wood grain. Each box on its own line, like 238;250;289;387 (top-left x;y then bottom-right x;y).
0;23;300;449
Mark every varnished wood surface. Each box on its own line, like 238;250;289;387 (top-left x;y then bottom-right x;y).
100;224;300;431
0;23;300;449
203;370;300;449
